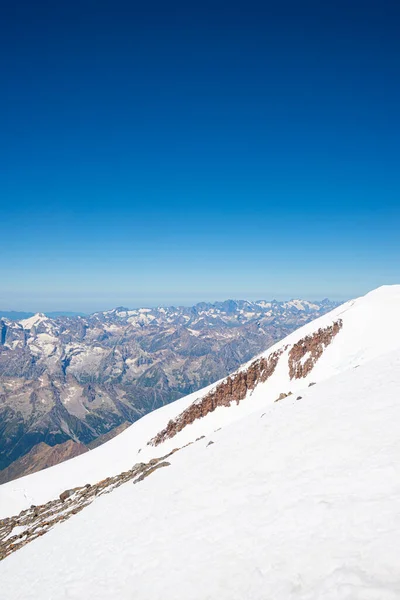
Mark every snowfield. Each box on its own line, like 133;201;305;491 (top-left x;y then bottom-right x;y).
1;286;400;599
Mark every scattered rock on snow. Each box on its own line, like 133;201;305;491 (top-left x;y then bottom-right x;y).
1;452;177;561
59;489;76;503
274;391;292;402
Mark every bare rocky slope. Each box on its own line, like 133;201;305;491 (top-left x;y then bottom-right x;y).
0;440;88;485
0;298;338;480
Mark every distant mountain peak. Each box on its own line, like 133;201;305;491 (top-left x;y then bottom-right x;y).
19;313;48;329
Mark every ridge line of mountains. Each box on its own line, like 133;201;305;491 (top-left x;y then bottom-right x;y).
0;298;339;482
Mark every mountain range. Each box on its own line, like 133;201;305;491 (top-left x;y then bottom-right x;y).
0;285;399;599
0;298;338;480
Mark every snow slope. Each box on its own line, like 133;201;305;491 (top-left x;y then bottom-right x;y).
2;337;400;598
1;285;400;519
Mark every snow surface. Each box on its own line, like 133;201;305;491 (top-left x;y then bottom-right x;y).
2;344;400;599
2;285;400;599
3;525;27;541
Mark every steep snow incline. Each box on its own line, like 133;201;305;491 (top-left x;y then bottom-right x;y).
2;347;400;599
1;285;400;518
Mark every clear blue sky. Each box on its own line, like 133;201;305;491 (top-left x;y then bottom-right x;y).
1;1;399;311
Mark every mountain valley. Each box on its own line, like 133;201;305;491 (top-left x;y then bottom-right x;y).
0;298;338;480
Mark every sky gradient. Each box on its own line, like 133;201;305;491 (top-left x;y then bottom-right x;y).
1;1;400;311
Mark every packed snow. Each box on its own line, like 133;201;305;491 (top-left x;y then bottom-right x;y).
2;346;400;598
1;286;400;599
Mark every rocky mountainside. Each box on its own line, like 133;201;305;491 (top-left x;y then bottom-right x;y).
1;285;399;600
0;440;88;485
0;298;338;478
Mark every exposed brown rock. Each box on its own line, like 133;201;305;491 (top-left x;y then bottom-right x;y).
0;440;88;485
149;347;285;446
133;461;171;483
274;391;292;402
59;487;82;503
288;320;343;380
0;449;179;561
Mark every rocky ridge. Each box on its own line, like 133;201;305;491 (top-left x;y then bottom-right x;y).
150;347;287;446
288;320;343;379
0;446;187;560
149;320;343;446
0;298;339;478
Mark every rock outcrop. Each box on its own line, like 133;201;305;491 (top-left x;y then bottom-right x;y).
0;452;176;561
149;348;285;446
148;320;343;446
288;320;343;379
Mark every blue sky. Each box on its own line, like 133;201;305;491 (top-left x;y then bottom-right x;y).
1;1;400;311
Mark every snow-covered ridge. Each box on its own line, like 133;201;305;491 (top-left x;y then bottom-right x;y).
148;319;343;446
1;285;399;518
1;285;400;599
144;284;400;447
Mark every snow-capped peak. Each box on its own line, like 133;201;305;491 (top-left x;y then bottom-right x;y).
19;313;48;330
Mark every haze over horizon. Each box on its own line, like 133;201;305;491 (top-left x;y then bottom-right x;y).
0;294;343;316
2;1;400;311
